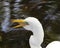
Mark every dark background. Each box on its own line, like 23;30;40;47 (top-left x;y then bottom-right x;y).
0;0;60;48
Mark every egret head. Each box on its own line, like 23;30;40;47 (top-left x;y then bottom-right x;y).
11;17;42;31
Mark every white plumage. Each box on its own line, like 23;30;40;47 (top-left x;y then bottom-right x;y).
23;17;44;48
23;17;60;48
46;41;60;48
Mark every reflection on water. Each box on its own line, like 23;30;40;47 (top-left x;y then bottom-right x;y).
1;2;10;32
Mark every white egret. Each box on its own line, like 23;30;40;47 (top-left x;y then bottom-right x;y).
12;17;44;48
11;17;60;48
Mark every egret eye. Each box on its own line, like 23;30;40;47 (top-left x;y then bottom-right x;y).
25;22;29;25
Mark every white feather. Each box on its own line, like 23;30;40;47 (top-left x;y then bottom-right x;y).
46;41;60;48
23;17;44;48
